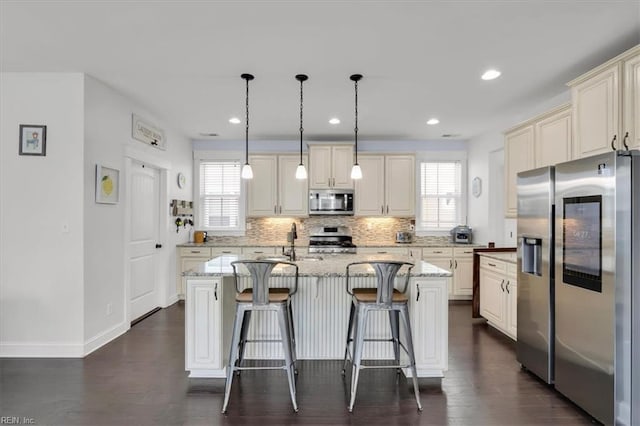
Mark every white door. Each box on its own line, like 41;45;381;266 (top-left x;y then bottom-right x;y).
128;161;160;322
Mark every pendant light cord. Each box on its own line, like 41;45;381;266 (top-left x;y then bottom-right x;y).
299;78;304;164
354;78;359;165
245;77;250;165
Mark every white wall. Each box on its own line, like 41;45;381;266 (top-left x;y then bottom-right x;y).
83;76;193;348
0;73;86;356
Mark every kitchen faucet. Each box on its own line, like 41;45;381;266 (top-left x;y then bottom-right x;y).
284;222;297;261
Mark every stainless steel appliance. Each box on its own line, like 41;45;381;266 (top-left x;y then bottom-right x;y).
308;226;357;254
309;189;354;215
395;231;413;243
450;225;472;244
516;166;555;385
552;151;637;425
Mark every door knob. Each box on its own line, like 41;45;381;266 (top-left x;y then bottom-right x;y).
155;243;162;249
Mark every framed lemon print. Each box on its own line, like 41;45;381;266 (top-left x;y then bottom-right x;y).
95;165;120;204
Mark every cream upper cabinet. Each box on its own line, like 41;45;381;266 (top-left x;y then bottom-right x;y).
568;45;640;157
354;154;414;217
246;155;278;216
570;63;620;157
504;125;534;218
354;155;385;216
278;155;308;216
308;144;354;189
624;51;640;150
247;154;308;217
385;155;415;216
535;105;572;168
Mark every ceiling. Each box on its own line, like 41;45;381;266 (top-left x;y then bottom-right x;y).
1;1;639;143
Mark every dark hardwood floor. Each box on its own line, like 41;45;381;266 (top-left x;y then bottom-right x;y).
1;302;595;425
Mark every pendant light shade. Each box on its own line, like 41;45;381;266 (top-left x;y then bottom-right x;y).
350;74;363;180
295;74;309;180
241;73;254;180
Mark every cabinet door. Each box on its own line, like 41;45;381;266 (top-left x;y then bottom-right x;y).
247;155;278;216
385;155;415;216
504;125;534;217
571;64;620;158
354;155;385;216
309;145;332;188
409;279;448;374
624;52;640;150
424;257;453;297
535;106;572;167
278;155;309;216
506;277;517;340
453;256;473;297
479;268;506;328
332;145;354;189
186;279;222;371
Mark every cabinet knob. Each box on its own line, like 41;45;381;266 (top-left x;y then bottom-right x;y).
155;243;162;249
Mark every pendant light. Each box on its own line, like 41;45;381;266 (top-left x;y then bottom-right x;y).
295;74;309;179
350;74;363;180
241;73;254;179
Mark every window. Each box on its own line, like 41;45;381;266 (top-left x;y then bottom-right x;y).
418;161;463;231
197;160;244;233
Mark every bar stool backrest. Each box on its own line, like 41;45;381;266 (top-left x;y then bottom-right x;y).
230;260;298;305
346;261;414;307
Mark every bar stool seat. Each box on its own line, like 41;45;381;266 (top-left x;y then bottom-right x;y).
222;260;299;414
342;261;422;413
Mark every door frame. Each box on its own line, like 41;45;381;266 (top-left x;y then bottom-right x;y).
123;145;171;324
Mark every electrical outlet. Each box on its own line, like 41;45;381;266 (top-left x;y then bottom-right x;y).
106;303;113;316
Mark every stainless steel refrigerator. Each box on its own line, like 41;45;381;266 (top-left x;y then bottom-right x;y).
516;166;555;385
553;151;637;425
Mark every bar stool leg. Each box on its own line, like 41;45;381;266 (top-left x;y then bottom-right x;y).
236;310;252;375
222;305;246;414
287;301;298;375
399;305;422;411
342;301;356;375
388;310;400;373
277;305;298;413
348;305;368;412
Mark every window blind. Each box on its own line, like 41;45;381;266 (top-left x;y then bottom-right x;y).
199;161;241;230
419;161;462;230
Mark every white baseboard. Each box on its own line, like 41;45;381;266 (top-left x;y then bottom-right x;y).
83;321;129;356
0;341;84;358
163;293;179;307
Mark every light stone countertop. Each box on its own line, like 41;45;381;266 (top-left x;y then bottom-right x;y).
177;241;484;249
184;254;452;278
478;252;517;264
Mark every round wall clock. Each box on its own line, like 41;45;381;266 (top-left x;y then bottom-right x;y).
177;172;186;188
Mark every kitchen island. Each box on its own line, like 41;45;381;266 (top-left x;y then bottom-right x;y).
184;254;451;379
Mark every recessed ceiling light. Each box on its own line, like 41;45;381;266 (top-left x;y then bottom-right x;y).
426;118;440;125
229;117;241;124
481;69;501;80
329;118;340;125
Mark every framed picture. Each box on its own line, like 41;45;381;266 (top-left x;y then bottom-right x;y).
95;165;120;204
19;125;47;156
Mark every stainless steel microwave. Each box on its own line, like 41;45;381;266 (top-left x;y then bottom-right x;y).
309;189;354;215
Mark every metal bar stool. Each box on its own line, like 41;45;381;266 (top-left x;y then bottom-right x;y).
222;260;299;413
341;261;422;412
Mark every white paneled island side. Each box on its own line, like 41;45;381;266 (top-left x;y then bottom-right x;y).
184;254;451;379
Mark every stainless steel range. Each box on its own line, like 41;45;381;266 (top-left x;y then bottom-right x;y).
308;226;357;254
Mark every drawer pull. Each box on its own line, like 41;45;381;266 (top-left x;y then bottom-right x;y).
378;251;387;254
433;250;443;253
416;284;420;301
500;279;505;292
190;250;201;254
488;262;497;267
505;281;510;294
222;251;232;254
254;251;264;254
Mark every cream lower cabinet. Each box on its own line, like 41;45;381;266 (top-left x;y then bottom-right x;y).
354;155;414;217
247;154;308;217
479;257;517;340
177;247;240;298
185;277;235;377
422;247;473;300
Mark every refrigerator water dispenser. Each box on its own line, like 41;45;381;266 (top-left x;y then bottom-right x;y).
521;237;542;276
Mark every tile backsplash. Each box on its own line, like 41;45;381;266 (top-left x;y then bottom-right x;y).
205;216;450;246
